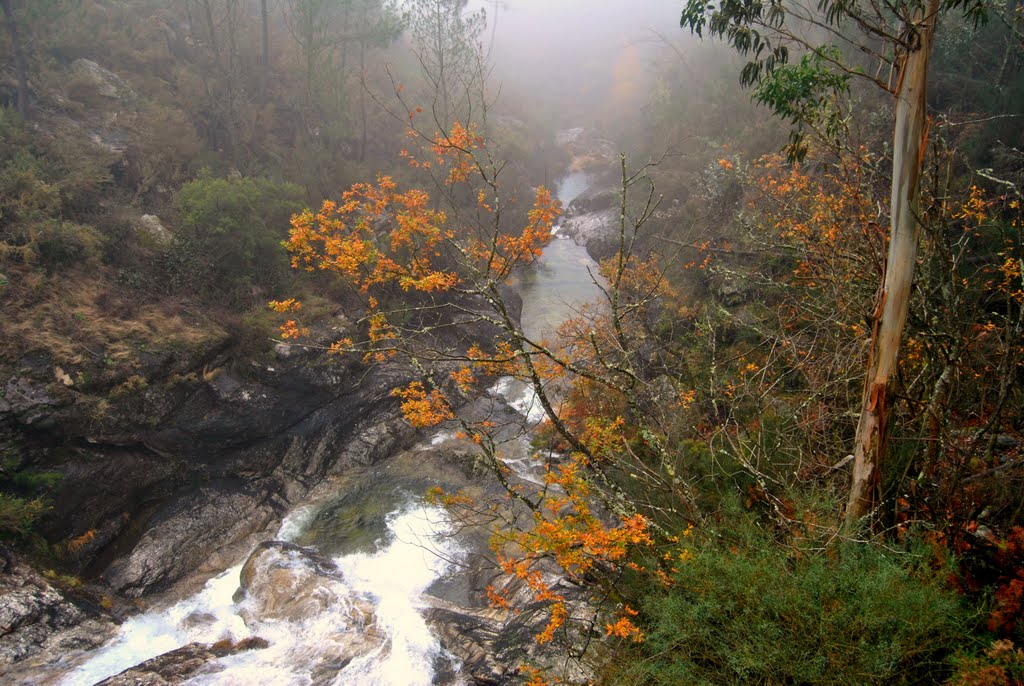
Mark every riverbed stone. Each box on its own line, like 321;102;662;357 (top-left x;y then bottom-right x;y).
94;638;269;685
238;541;375;626
558;208;619;261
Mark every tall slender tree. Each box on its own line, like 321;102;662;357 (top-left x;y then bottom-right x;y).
260;0;270;95
679;0;991;530
407;0;485;130
1;0;31;118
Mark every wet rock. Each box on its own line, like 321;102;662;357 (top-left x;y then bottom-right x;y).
566;188;618;217
426;606;509;685
103;481;283;597
0;547;115;668
425;556;601;685
180;610;217;630
558;208;619;261
95;637;269;685
238;541;374;625
235;542;384;670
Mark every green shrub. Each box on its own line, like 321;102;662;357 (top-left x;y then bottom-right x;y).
0;493;46;539
175;173;305;300
0;108;114;270
32;220;105;267
615;518;970;685
0;456;60;541
946;639;1024;686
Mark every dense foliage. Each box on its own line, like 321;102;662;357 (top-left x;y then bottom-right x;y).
613;513;970;685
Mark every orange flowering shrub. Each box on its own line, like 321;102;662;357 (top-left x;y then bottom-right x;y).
269;120;559;424
390;382;454;428
487;451;653;646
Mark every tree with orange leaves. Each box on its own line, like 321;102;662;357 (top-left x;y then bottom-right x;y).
272;102;689;667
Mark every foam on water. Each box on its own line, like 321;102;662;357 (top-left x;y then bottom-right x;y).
60;503;462;686
330;505;461;685
276;504;315;543
60;564;248;686
489;376;547;426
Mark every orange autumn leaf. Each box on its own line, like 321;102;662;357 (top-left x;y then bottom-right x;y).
391;381;454;428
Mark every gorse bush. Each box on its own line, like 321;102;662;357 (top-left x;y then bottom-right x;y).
174;173;305;300
614;515;971;685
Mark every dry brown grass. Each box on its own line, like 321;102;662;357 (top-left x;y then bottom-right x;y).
1;265;227;379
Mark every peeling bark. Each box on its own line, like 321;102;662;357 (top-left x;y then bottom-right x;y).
844;0;940;531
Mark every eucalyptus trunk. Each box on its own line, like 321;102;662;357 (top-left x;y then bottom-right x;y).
844;0;940;531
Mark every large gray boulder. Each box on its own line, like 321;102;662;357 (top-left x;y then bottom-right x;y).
135;214;173;248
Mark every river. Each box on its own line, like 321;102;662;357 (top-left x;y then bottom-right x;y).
54;162;603;686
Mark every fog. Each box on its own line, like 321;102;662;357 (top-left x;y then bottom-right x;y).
468;0;694;129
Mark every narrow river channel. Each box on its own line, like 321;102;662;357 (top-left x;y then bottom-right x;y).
56;159;604;686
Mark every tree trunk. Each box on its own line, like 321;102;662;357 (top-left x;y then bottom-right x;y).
203;0;220;62
1;0;30;119
844;0;939;531
261;0;270;70
359;36;367;162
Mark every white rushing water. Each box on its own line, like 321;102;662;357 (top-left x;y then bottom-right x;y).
61;504;462;686
329;506;461;686
489;376;547;427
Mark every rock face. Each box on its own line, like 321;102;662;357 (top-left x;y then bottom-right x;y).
102;482;284;597
1;323;421;605
78;358;419;599
70;59;137;102
426;605;509;684
0;547;115;669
